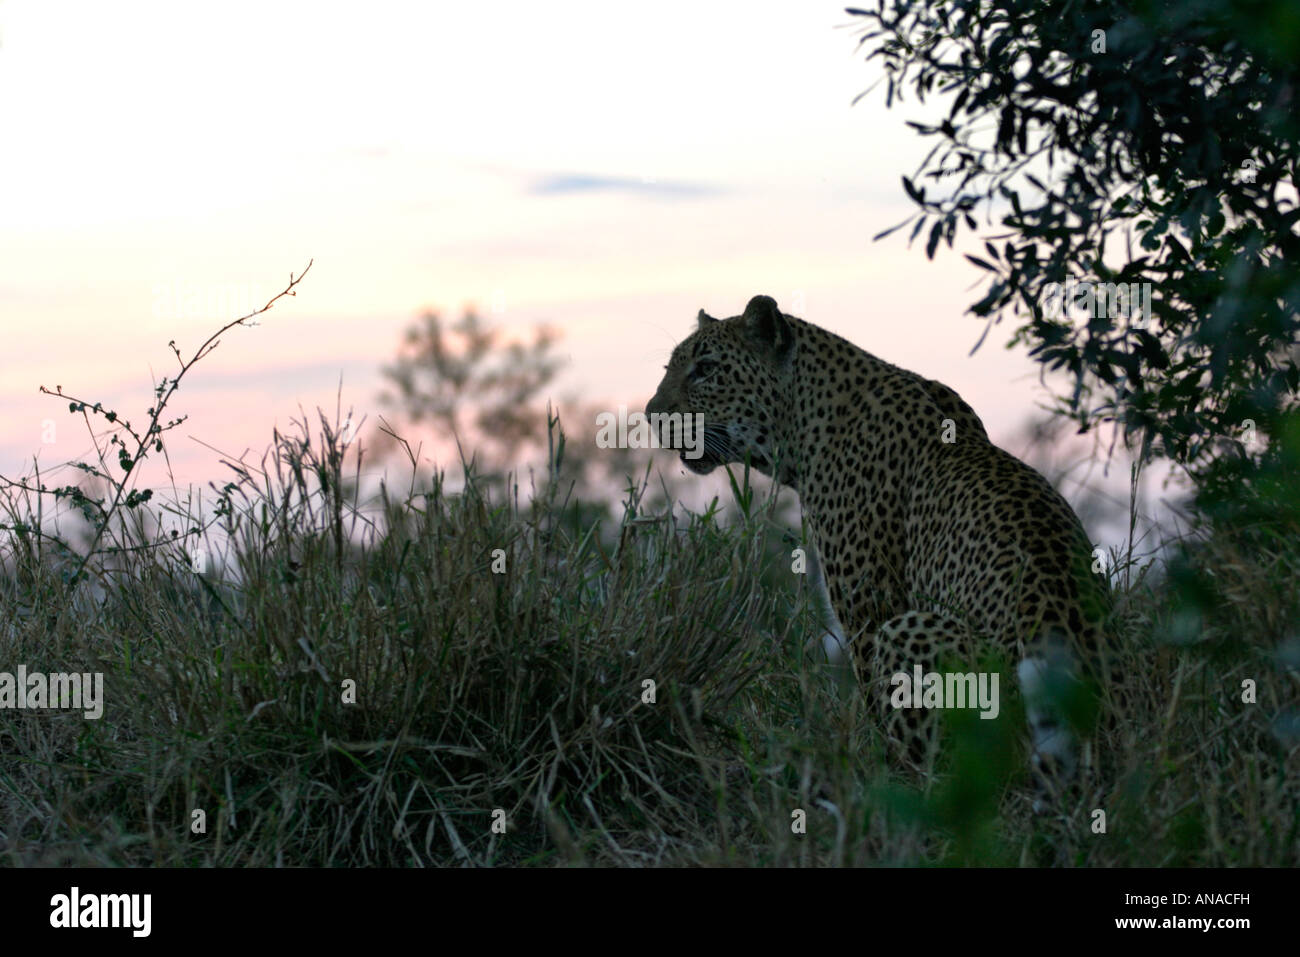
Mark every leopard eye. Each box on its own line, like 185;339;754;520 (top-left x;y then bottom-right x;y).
691;359;718;380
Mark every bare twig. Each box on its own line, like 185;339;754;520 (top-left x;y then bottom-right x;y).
5;260;312;628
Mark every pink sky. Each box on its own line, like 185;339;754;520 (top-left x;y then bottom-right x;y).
0;1;1172;552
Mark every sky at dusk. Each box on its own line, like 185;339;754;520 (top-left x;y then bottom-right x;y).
0;1;1171;550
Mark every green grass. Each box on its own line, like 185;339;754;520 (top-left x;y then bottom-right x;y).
0;295;1295;865
1;409;1295;866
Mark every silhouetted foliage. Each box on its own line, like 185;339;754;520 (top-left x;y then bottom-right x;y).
851;0;1300;474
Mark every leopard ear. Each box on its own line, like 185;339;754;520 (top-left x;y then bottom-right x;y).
743;295;794;360
697;308;718;329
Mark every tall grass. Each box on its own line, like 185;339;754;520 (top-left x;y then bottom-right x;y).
0;305;1295;866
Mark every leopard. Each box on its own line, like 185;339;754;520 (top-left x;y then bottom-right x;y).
646;294;1124;808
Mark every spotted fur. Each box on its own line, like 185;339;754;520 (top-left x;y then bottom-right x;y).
647;295;1119;802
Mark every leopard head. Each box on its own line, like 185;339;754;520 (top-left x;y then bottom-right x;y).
645;295;797;479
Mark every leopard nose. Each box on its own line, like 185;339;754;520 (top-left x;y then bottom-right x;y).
646;391;666;417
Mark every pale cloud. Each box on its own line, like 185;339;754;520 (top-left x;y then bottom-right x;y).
527;173;721;199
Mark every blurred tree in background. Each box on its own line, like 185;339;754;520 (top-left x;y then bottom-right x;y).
379;309;564;467
377;308;653;521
